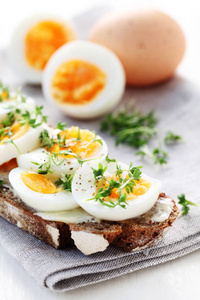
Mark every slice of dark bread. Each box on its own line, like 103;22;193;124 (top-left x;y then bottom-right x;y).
0;173;179;253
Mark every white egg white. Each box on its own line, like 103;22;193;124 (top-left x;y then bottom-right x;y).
8;14;75;84
17;133;108;179
42;41;125;119
0;123;44;165
72;160;161;221
9;167;79;211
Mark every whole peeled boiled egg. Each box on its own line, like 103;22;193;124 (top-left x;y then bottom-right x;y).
89;10;186;86
8;14;76;84
42;41;125;119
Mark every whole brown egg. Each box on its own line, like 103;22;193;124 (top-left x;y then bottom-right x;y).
89;10;186;86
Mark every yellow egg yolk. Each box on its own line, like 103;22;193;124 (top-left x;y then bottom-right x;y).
100;174;151;202
25;21;75;70
21;172;57;194
0;122;29;145
49;126;101;159
0;91;9;100
51;60;106;104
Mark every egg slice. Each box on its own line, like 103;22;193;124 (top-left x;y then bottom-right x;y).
72;159;161;221
0;121;44;165
17;126;108;178
8;14;76;84
9;168;78;211
42;41;125;119
0;93;35;122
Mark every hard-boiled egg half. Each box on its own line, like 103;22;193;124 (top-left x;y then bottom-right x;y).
17;125;108;177
0;83;35;122
42;41;125;119
72;159;161;221
9;168;78;211
0;104;45;165
8;14;76;84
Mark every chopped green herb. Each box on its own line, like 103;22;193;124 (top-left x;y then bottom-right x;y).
91;163;107;183
177;193;200;215
0;180;5;187
105;154;117;163
164;131;183;145
4;138;21;154
55;174;73;192
87;163;142;209
55;121;67;131
136;145;167;165
101;105;157;148
31;152;64;175
2;112;15;127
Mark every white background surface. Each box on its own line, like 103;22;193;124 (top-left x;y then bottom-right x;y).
1;0;200;299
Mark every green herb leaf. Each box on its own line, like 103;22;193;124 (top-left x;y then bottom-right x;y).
91;163;107;183
164;131;183;145
136;145;167;165
105;154;117;163
177;193;200;215
55;174;73;192
101;105;157;148
55;121;67;131
88;163;142;209
0;180;5;187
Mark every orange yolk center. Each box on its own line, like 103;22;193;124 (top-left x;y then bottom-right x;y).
0;122;29;145
101;174;151;202
0;91;9;100
51;60;106;104
21;172;57;194
25;21;75;70
49;126;101;159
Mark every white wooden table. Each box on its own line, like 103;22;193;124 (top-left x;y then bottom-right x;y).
1;0;200;299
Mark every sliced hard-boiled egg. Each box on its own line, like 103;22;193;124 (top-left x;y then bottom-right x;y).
9;168;78;211
42;41;125;119
17;126;108;178
8;14;76;84
72;159;161;221
0;90;35;123
0;121;44;165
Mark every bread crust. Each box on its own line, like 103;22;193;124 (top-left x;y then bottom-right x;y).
0;176;179;252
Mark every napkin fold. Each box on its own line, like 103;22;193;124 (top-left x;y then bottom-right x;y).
0;215;200;292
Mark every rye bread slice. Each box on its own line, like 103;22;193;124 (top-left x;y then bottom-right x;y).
0;172;179;253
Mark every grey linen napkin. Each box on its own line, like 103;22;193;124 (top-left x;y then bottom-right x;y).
0;6;200;292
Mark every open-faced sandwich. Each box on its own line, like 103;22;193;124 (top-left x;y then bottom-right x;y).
0;84;179;255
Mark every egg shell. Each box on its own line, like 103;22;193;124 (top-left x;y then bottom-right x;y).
8;14;76;84
42;41;125;119
89;10;186;86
